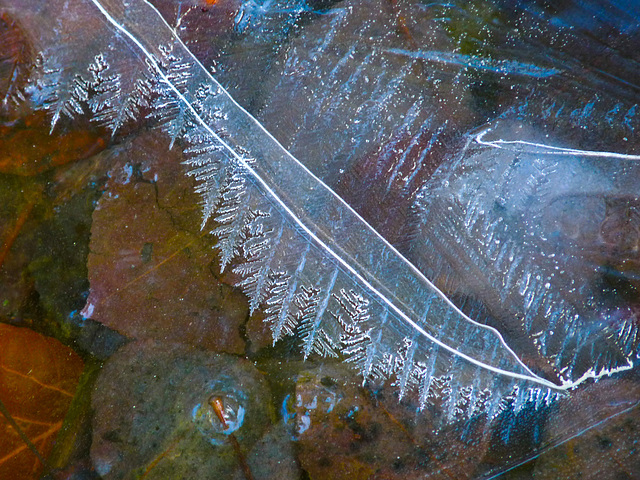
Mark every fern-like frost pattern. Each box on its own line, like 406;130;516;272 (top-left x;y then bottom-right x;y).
412;124;640;389
28;50;90;131
87;53;154;133
8;0;637;423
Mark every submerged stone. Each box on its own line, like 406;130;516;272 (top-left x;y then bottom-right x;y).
91;341;273;479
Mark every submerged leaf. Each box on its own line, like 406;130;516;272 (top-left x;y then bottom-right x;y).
288;362;494;480
0;110;107;176
82;131;249;353
0;323;84;480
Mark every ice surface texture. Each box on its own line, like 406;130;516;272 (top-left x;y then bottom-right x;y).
4;0;638;422
412;121;640;390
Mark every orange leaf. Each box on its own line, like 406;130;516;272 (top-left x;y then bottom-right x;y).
0;111;108;176
0;324;84;480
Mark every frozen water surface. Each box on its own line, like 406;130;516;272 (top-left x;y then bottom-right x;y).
1;0;639;478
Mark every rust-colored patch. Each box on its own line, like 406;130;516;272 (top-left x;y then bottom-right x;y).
0;323;84;480
0;111;107;176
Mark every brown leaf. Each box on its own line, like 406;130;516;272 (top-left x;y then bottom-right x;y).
289;362;493;480
82;131;249;354
0;11;108;176
0;323;84;480
0;11;33;114
0;111;108;176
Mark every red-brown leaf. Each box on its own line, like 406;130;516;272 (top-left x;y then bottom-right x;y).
0;323;84;480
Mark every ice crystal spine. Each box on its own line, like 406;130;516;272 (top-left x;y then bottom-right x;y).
11;0;635;421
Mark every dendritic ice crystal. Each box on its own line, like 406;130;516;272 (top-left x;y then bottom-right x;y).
5;0;639;425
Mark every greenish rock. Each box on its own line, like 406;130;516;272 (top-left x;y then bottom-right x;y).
91;341;274;480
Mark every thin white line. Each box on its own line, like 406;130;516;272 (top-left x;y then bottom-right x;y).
89;0;582;390
476;128;640;160
484;399;640;479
